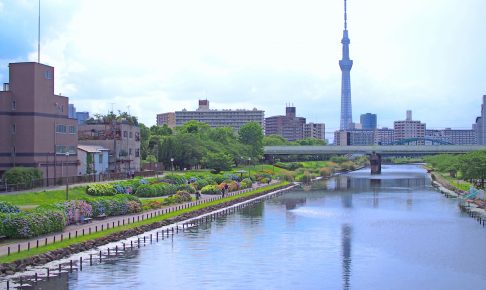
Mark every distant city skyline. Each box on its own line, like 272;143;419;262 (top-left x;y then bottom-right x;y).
1;0;485;137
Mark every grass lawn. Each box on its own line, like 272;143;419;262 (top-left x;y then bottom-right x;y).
0;182;288;264
0;186;90;208
299;161;329;168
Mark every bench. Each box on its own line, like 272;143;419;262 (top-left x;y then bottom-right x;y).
80;217;92;224
95;214;107;220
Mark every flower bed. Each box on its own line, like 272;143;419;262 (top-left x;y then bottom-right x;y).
0;208;66;239
82;195;142;217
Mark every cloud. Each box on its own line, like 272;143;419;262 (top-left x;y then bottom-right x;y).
2;0;486;136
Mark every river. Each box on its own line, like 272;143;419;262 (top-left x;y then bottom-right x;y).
29;165;486;289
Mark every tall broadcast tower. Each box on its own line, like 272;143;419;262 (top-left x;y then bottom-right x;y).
339;0;353;130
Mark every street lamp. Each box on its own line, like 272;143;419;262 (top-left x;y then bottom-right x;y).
248;157;251;178
64;152;70;200
170;157;174;171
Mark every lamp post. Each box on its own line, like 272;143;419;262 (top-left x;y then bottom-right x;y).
170;158;174;171
64;152;70;200
248;157;251;178
261;156;265;171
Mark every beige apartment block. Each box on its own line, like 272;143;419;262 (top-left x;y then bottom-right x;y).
0;62;78;178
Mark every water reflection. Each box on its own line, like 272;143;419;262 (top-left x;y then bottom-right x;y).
342;224;352;290
26;165;486;290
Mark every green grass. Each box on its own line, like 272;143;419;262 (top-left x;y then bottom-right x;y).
0;186;90;207
0;182;288;264
299;161;329;168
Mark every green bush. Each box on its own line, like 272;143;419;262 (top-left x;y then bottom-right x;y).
83;195;142;217
164;191;192;205
0;201;20;213
86;183;117;196
135;183;178;197
164;174;187;185
2;167;43;185
275;162;301;171
240;178;253;189
201;185;221;195
0;208;66;239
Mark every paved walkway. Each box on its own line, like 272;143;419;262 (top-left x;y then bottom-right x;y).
0;182;275;257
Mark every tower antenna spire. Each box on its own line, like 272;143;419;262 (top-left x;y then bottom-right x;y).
344;0;348;30
37;0;41;63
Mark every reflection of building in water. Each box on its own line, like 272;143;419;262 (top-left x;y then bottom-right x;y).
370;179;381;208
342;224;352;290
331;175;426;193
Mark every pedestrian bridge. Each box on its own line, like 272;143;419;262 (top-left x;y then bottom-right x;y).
263;145;486;156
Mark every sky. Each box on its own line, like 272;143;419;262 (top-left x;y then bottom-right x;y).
1;0;485;139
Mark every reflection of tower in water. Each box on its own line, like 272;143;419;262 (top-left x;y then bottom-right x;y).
341;224;352;290
370;179;381;208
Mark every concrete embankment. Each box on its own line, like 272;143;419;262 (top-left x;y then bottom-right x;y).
429;171;486;226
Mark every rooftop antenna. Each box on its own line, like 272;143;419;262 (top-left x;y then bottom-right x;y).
110;102;115;113
344;0;348;30
37;0;41;63
127;105;131;115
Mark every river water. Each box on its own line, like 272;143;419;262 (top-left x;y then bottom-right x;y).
30;165;486;289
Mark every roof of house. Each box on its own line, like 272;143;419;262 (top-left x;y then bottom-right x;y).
77;145;109;153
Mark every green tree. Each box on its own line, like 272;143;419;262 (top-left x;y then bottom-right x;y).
293;138;326;146
239;122;263;158
203;152;233;172
263;135;290;146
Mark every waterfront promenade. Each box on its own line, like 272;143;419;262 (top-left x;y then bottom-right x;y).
0;182;272;257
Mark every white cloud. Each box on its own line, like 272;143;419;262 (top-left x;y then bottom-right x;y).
10;0;485;132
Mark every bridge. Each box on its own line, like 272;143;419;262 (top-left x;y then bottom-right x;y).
264;145;486;156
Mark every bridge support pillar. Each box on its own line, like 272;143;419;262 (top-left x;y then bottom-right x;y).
370;152;381;175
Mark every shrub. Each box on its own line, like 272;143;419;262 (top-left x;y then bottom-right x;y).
176;184;196;194
279;171;295;182
164;174;188;185
0;208;66;239
83;195;142;217
2;167;43;185
0;201;20;213
275;162;301;171
319;167;333;177
86;183;116;196
340;161;356;171
296;171;312;184
201;185;221;195
144;200;163;211
167;191;192;204
240;178;253;189
57;200;93;225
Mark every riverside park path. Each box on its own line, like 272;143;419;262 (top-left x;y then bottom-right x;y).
0;182;276;257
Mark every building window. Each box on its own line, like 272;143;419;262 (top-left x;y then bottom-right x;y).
67;146;76;154
129;132;133;138
69;126;77;134
11;100;16;110
11;124;16;134
135;149;140;157
56;124;67;133
129;148;132;156
55;145;66;154
99;154;103;164
123;131;128;138
44;71;53;80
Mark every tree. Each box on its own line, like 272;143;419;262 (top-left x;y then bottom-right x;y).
203;152;233;172
263;135;290;146
293;138;326;146
239;122;263;158
150;124;172;136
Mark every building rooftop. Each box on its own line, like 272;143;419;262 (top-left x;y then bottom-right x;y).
77;145;109;153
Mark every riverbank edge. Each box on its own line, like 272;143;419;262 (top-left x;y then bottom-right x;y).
0;182;293;275
428;170;465;198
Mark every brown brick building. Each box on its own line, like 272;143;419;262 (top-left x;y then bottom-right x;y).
0;62;78;178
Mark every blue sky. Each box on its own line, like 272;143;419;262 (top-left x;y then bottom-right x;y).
1;0;485;137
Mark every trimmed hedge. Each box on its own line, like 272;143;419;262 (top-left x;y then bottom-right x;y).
164;174;187;185
0;208;66;239
86;183;116;196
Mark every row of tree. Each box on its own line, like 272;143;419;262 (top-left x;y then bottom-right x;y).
425;150;486;186
140;121;264;172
